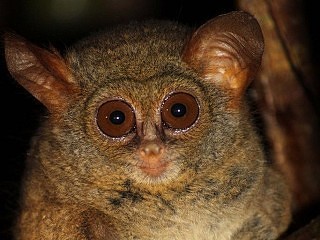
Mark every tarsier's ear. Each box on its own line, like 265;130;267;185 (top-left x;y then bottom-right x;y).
4;33;79;113
182;11;264;104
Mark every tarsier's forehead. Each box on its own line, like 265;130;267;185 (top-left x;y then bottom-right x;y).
67;51;191;89
88;71;205;109
65;21;190;87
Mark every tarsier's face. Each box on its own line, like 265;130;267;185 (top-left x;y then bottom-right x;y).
95;91;199;181
82;75;215;186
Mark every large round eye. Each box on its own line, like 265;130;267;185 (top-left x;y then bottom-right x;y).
96;100;135;138
161;92;199;130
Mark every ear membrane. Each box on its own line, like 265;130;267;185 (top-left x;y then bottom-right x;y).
182;11;264;99
4;33;79;112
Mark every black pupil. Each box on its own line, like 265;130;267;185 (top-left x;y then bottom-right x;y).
109;110;125;125
171;103;187;117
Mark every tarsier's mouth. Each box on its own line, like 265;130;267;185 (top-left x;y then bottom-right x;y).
139;162;169;177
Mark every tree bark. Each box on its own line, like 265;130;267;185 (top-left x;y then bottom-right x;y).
237;0;320;226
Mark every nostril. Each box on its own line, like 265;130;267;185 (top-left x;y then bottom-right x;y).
140;141;164;156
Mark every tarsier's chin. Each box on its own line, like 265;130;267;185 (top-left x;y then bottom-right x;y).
4;11;292;240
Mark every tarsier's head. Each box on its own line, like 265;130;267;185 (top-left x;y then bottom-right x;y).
4;11;264;196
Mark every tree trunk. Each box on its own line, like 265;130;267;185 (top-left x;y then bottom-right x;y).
237;0;320;234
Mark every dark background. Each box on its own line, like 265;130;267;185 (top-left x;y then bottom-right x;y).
0;1;318;240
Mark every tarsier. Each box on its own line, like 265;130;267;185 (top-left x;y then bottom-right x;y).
4;11;292;239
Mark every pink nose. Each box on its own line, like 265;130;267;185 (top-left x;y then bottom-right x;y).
140;141;164;156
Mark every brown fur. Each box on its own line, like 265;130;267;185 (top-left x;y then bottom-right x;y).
5;11;291;239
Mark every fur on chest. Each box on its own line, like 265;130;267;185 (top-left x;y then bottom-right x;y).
109;199;248;240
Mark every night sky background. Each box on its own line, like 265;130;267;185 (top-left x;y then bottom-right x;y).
0;1;319;239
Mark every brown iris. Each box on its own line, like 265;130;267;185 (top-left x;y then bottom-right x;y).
96;100;135;137
161;92;199;130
